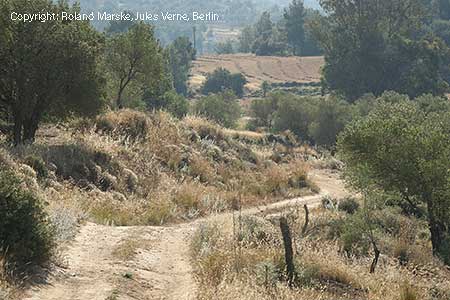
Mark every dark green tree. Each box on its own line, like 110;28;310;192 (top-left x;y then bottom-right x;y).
194;91;241;128
249;94;278;129
0;0;105;144
338;94;450;263
314;0;449;100
201;68;247;97
215;40;235;54
254;11;274;39
261;81;270;97
238;26;256;53
273;94;317;140
105;22;166;109
167;37;196;96
283;0;306;55
147;90;189;118
308;97;354;146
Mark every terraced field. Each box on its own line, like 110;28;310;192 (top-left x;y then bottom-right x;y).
190;54;324;92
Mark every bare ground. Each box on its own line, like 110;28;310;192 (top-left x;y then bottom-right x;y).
22;169;347;300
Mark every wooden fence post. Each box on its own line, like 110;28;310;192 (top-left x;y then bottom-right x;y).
302;204;309;235
280;217;295;287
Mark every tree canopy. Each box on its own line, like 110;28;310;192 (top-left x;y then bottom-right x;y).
0;0;105;144
283;0;306;55
105;22;167;109
194;91;241;128
201;68;247;97
338;93;450;262
167;37;196;96
314;0;450;100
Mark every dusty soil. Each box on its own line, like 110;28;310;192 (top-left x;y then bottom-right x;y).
23;169;346;300
190;54;324;92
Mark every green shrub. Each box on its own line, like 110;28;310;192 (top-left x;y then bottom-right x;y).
338;213;370;256
193;91;241;128
308;97;354;146
273;94;316;140
249;96;277;129
201;68;247;97
338;197;360;214
24;155;48;179
0;170;54;270
147;90;189;118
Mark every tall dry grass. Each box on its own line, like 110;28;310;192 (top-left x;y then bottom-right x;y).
190;206;450;300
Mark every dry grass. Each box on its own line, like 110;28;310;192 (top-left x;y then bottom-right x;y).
112;236;147;261
0;110;318;228
0;255;19;300
190;54;324;92
191;206;450;300
0;109;321;297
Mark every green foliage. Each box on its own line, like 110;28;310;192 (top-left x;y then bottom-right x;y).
308;97;354;146
214;40;235;54
338;93;450;262
249;96;278;129
252;23;288;56
238;26;256;53
302;9;324;56
338;197;360;215
261;81;271;98
250;92;363;146
0;0;106;144
314;0;450;100
166;37;196;96
273;93;316;140
201;68;247;97
237;4;322;56
105;22;167;108
147;91;188;118
194;91;241;128
0;170;54;269
24;155;48;179
338;212;371;256
432;20;450;46
283;0;306;55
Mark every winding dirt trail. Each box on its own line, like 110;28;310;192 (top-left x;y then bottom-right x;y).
23;169;347;300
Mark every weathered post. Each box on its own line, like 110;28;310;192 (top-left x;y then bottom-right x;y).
302;204;309;235
279;217;295;287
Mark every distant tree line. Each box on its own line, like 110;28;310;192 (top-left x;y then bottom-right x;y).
313;0;450;100
235;0;323;56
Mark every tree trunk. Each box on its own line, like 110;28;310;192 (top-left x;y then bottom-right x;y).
12;110;23;146
23;118;39;144
369;240;380;273
116;88;124;109
280;217;295;287
425;192;446;256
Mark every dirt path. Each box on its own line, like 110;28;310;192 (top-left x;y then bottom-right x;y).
23;169;347;300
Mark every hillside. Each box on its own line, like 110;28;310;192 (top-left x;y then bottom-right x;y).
0;109;320;299
190;54;324;93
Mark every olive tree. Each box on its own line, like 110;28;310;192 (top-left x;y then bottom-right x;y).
0;0;105;144
105;22;166;109
338;94;450;262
